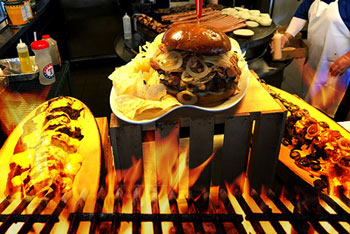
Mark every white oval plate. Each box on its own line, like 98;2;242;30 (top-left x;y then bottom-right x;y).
110;67;251;125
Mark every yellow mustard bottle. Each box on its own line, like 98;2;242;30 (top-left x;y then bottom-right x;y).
17;39;32;73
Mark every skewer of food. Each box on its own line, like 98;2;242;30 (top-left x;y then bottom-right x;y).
136;14;168;33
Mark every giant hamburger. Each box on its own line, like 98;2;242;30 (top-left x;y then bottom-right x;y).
150;23;241;105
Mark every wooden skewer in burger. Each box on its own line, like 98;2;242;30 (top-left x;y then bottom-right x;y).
150;23;242;105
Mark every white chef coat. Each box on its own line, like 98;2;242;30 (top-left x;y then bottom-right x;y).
304;0;350;117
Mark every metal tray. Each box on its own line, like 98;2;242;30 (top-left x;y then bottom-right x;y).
0;57;39;82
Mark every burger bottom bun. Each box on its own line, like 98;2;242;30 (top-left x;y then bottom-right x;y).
196;87;236;105
165;84;237;105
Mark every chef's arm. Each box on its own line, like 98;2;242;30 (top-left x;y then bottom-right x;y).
329;51;350;77
282;17;307;48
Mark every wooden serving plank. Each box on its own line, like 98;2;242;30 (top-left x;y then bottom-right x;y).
155;121;179;190
96;117;114;185
110;119;143;184
189;116;215;197
221;115;251;184
248;111;286;189
269;86;350;191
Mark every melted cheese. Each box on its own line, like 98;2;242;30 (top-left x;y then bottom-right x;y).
10;149;35;169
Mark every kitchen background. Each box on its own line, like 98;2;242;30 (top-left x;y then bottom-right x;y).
3;0;304;118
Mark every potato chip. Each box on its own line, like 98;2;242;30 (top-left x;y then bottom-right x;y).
114;95;145;119
136;101;163;115
160;95;181;109
136;94;180;116
109;33;182;120
147;72;160;86
134;73;147;98
140;33;164;58
134;108;167;121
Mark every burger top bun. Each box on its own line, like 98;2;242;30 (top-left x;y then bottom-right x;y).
162;23;231;55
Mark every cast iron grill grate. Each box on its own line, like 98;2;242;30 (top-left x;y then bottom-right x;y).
1;183;350;234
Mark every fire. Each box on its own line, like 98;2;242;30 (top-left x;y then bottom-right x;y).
103;170;116;213
225;181;255;233
3;93;350;233
225;174;310;234
142;125;214;233
260;187;294;233
117;158;142;233
102;123;215;233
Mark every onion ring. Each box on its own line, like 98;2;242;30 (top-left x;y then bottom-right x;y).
156;51;183;72
203;54;232;68
186;56;211;78
305;123;320;139
181;71;215;85
176;90;198;105
338;137;350;151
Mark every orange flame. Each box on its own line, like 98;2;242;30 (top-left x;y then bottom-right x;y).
103;170;116;213
119;158;142;233
225;174;282;234
102;124;215;233
225;181;255;233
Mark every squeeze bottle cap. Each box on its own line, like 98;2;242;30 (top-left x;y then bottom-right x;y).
17;39;27;50
31;40;49;50
42;34;50;39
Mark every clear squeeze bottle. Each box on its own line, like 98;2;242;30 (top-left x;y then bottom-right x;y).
123;13;132;40
17;39;32;73
273;31;282;60
31;40;56;85
42;34;61;67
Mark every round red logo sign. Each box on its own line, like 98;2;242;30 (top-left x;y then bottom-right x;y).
43;64;54;79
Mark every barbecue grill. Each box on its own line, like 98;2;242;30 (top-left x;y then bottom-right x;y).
1;77;350;234
1;153;350;234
